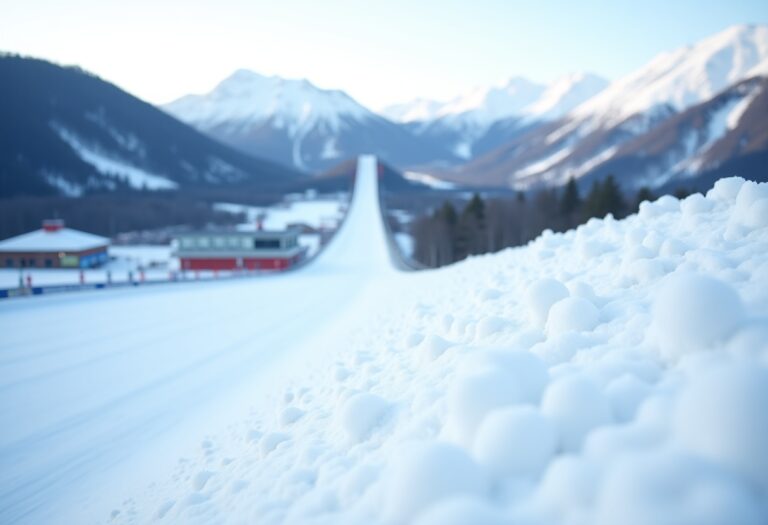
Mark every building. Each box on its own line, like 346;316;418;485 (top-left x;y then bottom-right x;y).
0;219;110;269
175;228;307;271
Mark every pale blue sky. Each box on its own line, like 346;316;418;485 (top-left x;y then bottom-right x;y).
1;0;766;109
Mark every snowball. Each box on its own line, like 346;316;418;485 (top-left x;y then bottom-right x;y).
673;363;768;492
595;450;764;525
526;278;569;326
280;406;305;426
567;281;597;303
260;432;290;456
626;258;666;284
726;320;768;360
419;334;455;360
744;198;768;229
340;392;390;443
472;406;556;479
413;496;507;525
535;455;600;512
384;442;488;523
472;350;549;403
541;375;612;452
605;374;651;422
642;230;665;253
476;316;508;338
735;180;768;211
706;176;745;202
652;273;745;359
680;193;713;216
546;297;600;336
659;238;688;257
448;368;524;445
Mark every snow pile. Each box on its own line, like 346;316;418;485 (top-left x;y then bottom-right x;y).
41;177;768;524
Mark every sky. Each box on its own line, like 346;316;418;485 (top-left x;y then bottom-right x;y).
1;0;767;110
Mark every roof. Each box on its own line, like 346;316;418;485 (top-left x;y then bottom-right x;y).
175;228;302;240
0;227;110;253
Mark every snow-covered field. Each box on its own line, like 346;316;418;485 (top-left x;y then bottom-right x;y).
215;194;346;232
1;158;767;524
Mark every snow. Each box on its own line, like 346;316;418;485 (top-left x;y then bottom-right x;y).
1;162;768;525
525;277;569;326
541;376;613;452
0;245;176;288
513;146;574;179
651;273;745;359
52;123;178;190
164;70;369;134
383;442;488;523
215;197;345;232
386;72;606;128
572;24;768;126
522;72;609;121
472;405;557;478
546;296;600;336
673;362;768;492
402;171;456;189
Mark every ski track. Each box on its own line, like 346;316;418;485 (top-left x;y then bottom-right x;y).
0;156;390;524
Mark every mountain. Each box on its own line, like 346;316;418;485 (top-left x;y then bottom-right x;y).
451;24;768;191
163;70;457;173
388;73;608;161
0;55;302;199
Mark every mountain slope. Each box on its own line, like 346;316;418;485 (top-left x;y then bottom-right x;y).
389;74;607;161
0;55;302;199
452;25;768;190
163;70;457;173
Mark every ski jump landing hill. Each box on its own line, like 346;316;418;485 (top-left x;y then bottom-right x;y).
0;155;405;524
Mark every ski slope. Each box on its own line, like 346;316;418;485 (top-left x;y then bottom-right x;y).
2;160;768;525
0;155;399;524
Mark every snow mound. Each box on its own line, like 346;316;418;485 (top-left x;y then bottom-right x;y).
652;273;745;359
472;405;557;478
339;392;391;443
383;442;488;523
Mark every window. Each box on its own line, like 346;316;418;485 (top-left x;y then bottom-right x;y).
229;237;240;248
253;239;280;249
28;259;36;267
213;236;226;248
197;237;210;248
45;259;53;268
181;238;195;248
5;258;13;268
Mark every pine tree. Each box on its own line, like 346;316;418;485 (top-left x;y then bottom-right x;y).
601;175;626;218
559;177;581;229
635;187;654;212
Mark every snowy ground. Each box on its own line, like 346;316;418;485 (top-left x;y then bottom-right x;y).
215;194;346;232
1;159;767;524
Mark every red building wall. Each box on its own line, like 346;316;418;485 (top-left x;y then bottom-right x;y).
180;256;299;271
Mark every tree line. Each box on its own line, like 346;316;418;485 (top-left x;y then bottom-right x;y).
411;176;686;268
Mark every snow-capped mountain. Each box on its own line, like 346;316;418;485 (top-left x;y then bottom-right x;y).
0;56;301;198
390;74;608;160
451;25;768;191
524;72;609;121
164;70;456;172
572;24;768;127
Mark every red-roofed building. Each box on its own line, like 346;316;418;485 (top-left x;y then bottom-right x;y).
0;220;110;269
